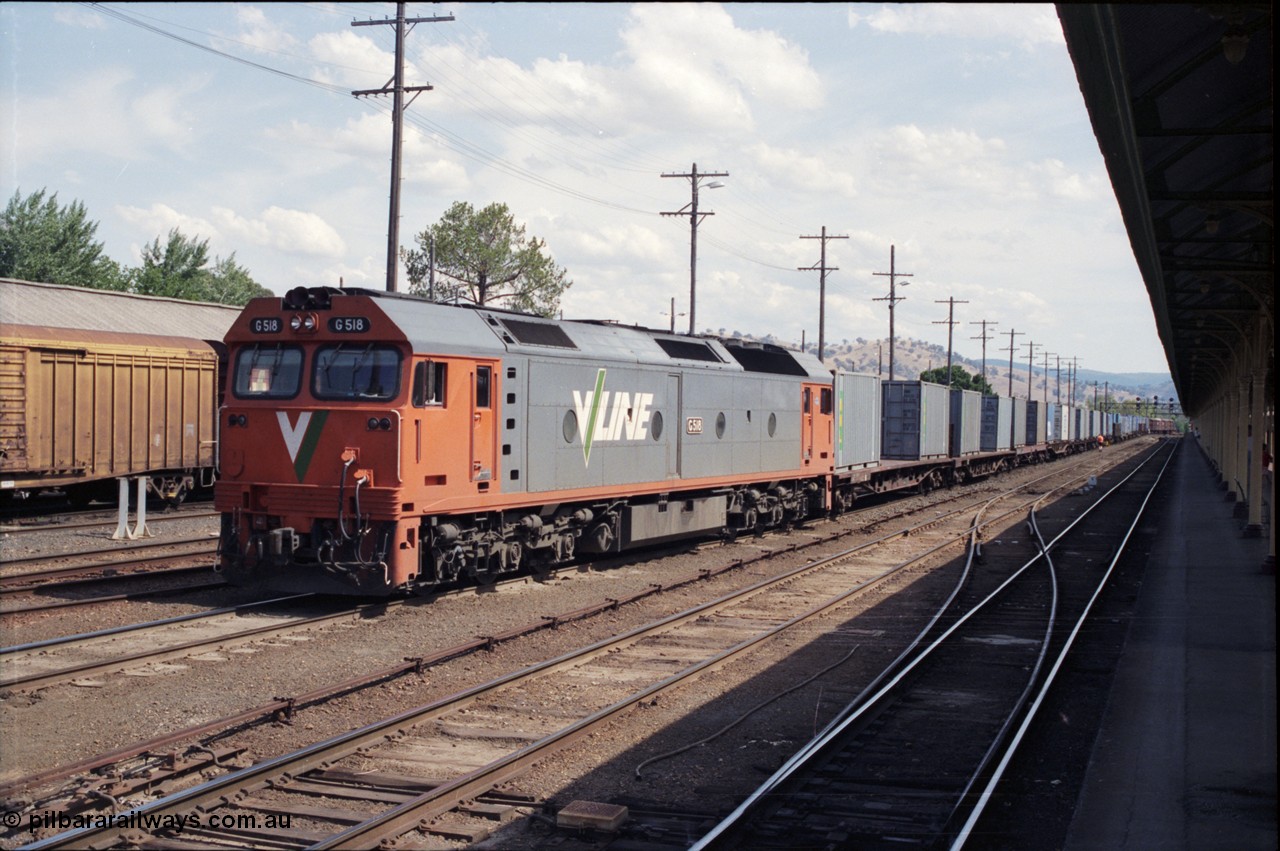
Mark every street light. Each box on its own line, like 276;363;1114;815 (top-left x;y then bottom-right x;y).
662;163;728;335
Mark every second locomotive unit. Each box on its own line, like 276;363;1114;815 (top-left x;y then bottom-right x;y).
216;286;836;594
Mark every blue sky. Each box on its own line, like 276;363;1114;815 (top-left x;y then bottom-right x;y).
2;3;1170;374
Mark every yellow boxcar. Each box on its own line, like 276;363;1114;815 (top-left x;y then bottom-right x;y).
0;325;223;504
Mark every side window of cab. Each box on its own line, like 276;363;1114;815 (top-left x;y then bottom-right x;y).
413;361;447;407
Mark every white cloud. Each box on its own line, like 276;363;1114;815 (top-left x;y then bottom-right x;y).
849;4;1063;50
229;5;301;55
746;143;859;197
117;203;345;260
52;6;107;29
615;3;823;132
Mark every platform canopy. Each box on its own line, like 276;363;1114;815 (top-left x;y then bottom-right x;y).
1057;4;1272;416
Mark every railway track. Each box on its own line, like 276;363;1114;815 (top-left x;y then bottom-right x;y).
0;594;380;692
691;440;1174;850
0;509;220;536
0;568;226;615
0;538;218;587
12;447;1136;849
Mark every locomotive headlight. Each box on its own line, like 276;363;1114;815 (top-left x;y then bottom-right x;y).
379;417;392;431
367;417;380;431
290;314;303;331
302;315;316;331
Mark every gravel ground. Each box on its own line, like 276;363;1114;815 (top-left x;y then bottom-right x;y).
0;443;1154;849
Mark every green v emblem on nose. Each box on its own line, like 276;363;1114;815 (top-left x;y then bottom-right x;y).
278;410;330;481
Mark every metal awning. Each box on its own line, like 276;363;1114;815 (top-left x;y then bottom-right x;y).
1057;4;1272;416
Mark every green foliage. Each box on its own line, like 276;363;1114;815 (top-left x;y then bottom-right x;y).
403;201;571;317
204;254;273;305
0;189;125;290
128;229;270;306
2;189;270;306
919;364;995;394
130;229;212;300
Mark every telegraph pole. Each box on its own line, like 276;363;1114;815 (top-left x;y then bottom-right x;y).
873;245;913;380
1003;328;1025;396
800;227;848;363
1024;340;1040;400
352;3;454;292
661;163;728;334
969;319;997;390
933;297;969;386
1042;351;1055;406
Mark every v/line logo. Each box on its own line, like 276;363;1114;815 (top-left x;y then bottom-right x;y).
572;369;655;466
278;410;330;481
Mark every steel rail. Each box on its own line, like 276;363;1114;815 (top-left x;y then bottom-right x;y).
299;450;1148;849
0;573;224;614
948;441;1177;848
0;538;216;579
690;441;1170;850
0;510;220;536
7;445;1141;838
23;458;1097;850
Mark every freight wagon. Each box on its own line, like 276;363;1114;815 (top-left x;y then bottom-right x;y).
0;279;241;505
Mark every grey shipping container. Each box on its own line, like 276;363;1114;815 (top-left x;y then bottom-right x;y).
1012;398;1029;448
835;371;880;469
881;380;950;460
1026;400;1047;445
949;388;982;456
981;395;1013;452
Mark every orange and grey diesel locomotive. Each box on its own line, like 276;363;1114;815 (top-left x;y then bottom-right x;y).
215;287;836;595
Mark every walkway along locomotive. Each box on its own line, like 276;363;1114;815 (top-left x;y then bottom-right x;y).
216;287;1135;596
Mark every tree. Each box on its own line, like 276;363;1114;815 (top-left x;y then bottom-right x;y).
204;254;273;305
130;229;211;300
919;364;995;394
0;189;124;289
129;228;270;305
402;202;571;317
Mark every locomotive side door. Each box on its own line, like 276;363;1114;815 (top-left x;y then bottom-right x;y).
800;382;834;469
470;363;497;485
802;386;814;467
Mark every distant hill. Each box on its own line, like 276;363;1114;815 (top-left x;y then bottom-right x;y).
714;332;1177;406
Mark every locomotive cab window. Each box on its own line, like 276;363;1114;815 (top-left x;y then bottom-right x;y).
412;361;447;407
233;345;303;399
313;344;401;401
820;388;833;415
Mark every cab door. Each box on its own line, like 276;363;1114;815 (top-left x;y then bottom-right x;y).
470;363;497;486
801;382;834;469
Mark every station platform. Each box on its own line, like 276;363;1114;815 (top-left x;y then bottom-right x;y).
1064;439;1276;850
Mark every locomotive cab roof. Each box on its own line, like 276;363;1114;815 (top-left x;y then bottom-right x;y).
257;286;830;380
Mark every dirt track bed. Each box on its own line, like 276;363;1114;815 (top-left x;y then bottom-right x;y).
0;442;1154;849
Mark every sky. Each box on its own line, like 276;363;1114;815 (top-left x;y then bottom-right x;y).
2;2;1171;375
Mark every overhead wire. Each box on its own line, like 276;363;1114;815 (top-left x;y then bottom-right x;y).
82;1;814;275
